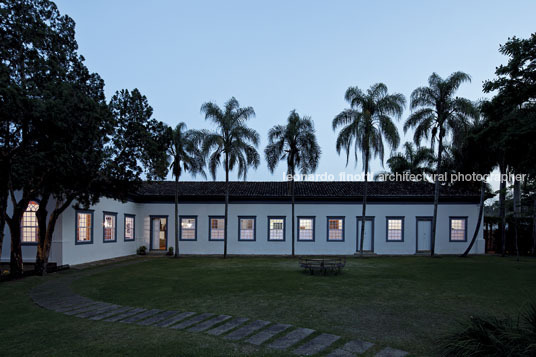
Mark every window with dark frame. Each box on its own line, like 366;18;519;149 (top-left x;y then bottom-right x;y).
268;217;285;241
239;217;255;240
327;217;344;241
210;217;224;240
180;217;196;240
124;215;135;241
450;217;467;241
387;217;403;241
298;217;314;241
76;211;92;243
21;201;39;244
103;213;116;242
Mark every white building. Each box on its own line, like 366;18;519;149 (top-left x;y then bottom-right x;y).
1;181;485;266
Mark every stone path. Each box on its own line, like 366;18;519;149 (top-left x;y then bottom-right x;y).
30;263;410;356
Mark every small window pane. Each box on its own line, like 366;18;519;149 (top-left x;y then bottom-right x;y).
269;218;284;241
181;218;196;240
451;219;466;241
387;218;403;241
328;218;343;241
299;218;314;240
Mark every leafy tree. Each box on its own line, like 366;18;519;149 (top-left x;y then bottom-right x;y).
376;142;434;180
201;97;260;258
168;122;205;258
264;110;321;256
333;83;405;255
404;72;478;256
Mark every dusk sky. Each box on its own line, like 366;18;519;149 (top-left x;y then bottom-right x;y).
55;0;536;182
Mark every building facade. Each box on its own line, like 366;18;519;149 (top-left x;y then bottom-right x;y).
1;181;485;266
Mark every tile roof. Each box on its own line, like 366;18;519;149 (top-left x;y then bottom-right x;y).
131;181;480;203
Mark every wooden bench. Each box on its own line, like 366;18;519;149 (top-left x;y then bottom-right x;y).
299;257;346;275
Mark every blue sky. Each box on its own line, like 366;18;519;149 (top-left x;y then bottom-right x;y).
55;0;536;182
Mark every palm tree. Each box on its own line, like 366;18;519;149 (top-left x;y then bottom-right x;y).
377;142;434;180
168;122;206;258
333;83;405;255
201;97;260;258
265;110;321;257
404;72;478;256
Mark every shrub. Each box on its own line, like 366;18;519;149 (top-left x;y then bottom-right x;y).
166;247;174;256
438;304;536;356
137;246;147;255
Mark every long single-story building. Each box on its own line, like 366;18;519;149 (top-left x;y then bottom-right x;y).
1;181;485;266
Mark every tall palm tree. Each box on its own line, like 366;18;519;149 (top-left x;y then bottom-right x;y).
333;83;405;255
381;142;435;179
201;97;260;258
404;72;478;256
265;110;321;257
168;122;206;258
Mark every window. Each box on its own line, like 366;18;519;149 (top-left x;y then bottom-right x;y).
298;217;315;241
450;217;467;242
239;217;256;241
21;201;39;244
386;217;404;241
209;217;225;241
268;217;285;241
124;214;135;241
76;210;93;244
103;212;117;243
180;216;197;241
327;217;344;241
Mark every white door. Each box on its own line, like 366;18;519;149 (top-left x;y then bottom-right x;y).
357;219;373;251
417;219;432;251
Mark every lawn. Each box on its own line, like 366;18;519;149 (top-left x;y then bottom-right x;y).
2;256;536;356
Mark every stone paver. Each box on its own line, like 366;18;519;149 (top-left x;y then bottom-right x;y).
64;302;108;316
54;301;97;313
325;349;354;357
268;328;315;350
90;306;133;321
206;317;249;336
155;311;196;328
76;304;121;318
293;333;340;356
246;323;292;345
104;307;146;322
137;310;179;326
339;340;375;355
121;309;163;324
171;313;215;330
224;320;271;341
375;347;409;357
188;315;232;332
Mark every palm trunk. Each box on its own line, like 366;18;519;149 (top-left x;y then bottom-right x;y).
430;135;444;257
513;179;520;261
461;180;485;257
174;175;179;258
224;152;229;259
359;157;369;255
0;188;7;263
291;169;295;257
6;199;27;277
499;162;507;256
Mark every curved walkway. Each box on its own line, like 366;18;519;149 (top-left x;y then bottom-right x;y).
30;261;409;357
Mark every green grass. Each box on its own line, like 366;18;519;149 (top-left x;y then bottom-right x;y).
2;256;536;356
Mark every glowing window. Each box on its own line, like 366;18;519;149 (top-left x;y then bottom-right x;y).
125;215;135;241
210;217;224;240
76;211;93;243
450;218;467;241
239;217;255;241
21;201;39;243
327;218;344;241
103;213;116;242
387;218;403;241
268;217;285;241
298;217;314;241
180;217;196;240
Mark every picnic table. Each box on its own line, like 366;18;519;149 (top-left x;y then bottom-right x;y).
299;257;346;275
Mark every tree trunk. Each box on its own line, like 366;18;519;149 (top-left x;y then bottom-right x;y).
359;157;369;255
0;188;7;263
461;180;485;257
6;200;27;278
532;195;536;256
289;163;295;257
224;152;229;259
430;135;444;257
174;175;179;258
499;162;507;256
35;196;73;275
513;179;520;261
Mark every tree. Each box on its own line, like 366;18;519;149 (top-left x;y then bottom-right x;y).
333;83;405;255
168;122;205;258
264;110;321;257
376;142;434;180
201;97;260;258
404;72;478;256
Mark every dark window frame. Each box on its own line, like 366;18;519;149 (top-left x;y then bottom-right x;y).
75;209;94;245
102;211;118;243
208;215;225;241
267;216;286;242
449;216;468;242
20;200;40;246
238;216;256;241
326;216;345;242
179;215;198;241
124;214;136;241
386;216;405;242
297;216;316;242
